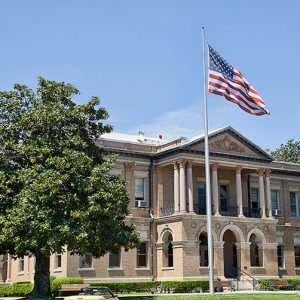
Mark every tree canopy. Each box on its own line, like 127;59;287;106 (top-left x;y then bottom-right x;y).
271;139;300;163
0;78;139;297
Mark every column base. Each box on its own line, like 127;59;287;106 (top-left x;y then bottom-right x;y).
214;213;221;217
262;215;267;219
180;210;187;214
268;216;275;220
238;214;246;218
189;211;196;215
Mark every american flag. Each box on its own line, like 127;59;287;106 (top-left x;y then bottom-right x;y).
208;45;269;116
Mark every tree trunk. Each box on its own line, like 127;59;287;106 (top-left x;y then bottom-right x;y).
29;253;51;298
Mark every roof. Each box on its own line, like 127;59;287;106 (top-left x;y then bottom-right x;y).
100;132;170;146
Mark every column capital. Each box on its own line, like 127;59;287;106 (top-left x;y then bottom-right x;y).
265;169;271;177
257;168;265;176
178;160;186;168
186;160;193;168
172;161;179;170
236;165;243;173
211;163;218;171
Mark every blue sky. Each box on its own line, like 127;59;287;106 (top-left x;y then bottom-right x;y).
1;0;299;150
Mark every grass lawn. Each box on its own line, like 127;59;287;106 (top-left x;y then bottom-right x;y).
118;293;300;300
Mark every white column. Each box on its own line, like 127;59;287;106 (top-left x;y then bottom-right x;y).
173;162;180;213
258;169;266;218
212;164;220;216
179;160;187;213
265;170;273;218
187;161;194;214
236;166;244;217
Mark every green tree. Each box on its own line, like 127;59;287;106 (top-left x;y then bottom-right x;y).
271;139;300;163
0;78;139;298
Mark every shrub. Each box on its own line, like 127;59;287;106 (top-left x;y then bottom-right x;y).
90;281;159;293
90;280;209;294
0;282;33;297
51;277;84;293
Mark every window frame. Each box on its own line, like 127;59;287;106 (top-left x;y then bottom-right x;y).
136;242;148;268
271;190;280;215
135;177;147;208
18;256;25;273
290;192;299;218
219;184;229;211
277;245;285;269
250;188;260;210
79;253;93;269
108;252;121;269
55;253;62;269
294;245;300;268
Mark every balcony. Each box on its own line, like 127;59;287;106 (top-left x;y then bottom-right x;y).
220;205;238;217
243;207;261;218
160;204;174;217
159;204;262;219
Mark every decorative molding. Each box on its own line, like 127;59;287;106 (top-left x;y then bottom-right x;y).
209;136;246;154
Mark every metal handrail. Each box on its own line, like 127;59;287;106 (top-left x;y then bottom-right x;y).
233;266;256;290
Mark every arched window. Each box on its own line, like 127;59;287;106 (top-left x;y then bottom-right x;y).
250;233;263;267
167;241;173;267
162;231;173;268
199;232;208;267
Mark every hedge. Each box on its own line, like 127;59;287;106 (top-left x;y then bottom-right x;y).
257;278;300;290
0;282;33;297
90;280;209;293
51;277;84;293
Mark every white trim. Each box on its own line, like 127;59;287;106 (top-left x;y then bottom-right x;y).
197;177;205;182
289;186;299;192
134;170;148;177
219;179;230;184
78;268;95;271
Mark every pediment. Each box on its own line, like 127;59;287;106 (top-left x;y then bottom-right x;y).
182;127;272;161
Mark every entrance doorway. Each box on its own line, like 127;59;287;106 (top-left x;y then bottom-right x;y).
223;230;238;278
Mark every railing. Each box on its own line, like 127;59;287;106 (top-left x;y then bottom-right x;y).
160;205;174;217
243;207;261;218
220;206;238;217
193;204;207;215
233;265;257;291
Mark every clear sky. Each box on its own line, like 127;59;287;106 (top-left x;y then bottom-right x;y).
1;0;299;151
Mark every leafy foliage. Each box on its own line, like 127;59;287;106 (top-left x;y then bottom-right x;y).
0;282;33;297
0;77;140;297
51;277;84;293
271;139;300;163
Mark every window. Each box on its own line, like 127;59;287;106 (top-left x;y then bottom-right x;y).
271;190;280;215
55;254;62;269
295;246;300;268
109;253;121;268
135;178;146;207
197;183;206;214
199;233;208;267
167;242;173;267
290;192;299;218
250;188;260;210
137;242;147;268
79;253;93;269
250;234;262;267
277;245;284;268
18;256;24;272
220;184;229;211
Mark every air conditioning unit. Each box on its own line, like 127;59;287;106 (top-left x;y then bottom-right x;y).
137;200;146;208
274;209;282;217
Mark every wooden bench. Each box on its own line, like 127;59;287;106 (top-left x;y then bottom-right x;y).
214;281;233;292
270;280;292;290
58;284;90;296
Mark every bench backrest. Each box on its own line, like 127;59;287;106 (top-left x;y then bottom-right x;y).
60;284;90;291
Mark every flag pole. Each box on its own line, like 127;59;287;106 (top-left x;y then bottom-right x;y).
201;26;214;294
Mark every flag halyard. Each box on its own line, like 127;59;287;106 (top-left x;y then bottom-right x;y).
208;45;269;116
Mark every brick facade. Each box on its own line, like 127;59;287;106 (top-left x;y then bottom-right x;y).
4;127;300;282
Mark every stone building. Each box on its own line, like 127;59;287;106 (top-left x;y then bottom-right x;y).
3;126;300;283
